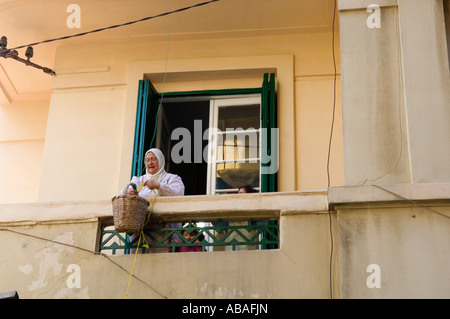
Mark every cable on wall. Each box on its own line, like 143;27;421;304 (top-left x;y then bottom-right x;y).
1;0;220;76
149;0;172;150
326;1;338;190
357;0;404;186
373;185;450;221
0;36;56;75
9;0;219;51
0;227;167;298
326;0;338;300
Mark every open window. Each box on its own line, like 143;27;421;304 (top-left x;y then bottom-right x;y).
131;73;277;195
208;96;261;194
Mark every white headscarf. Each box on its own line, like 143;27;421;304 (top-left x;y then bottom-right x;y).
145;148;167;183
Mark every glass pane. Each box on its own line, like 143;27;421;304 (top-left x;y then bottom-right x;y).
215;162;260;190
217;131;260;162
218;104;260;131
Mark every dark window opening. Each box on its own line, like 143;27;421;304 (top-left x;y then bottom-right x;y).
155;99;210;196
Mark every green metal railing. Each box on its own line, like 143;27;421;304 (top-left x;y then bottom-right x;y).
100;220;279;254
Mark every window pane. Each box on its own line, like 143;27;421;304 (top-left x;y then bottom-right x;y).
217;130;260;162
215;162;260;190
218;104;260;131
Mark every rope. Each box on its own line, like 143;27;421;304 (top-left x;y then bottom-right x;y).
125;188;159;299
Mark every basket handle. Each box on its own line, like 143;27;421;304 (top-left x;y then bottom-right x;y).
123;182;137;195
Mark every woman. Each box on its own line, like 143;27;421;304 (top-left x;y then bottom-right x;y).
120;148;185;253
120;148;184;198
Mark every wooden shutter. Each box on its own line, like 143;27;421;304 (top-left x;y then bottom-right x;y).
131;79;160;178
261;73;278;193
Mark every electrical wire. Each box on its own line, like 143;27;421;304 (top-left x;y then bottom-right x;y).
326;0;338;300
0;227;166;299
324;0;450;300
8;0;220;51
0;2;210;298
326;1;338;190
357;0;404;186
126;0;173;295
373;185;450;221
149;0;172;150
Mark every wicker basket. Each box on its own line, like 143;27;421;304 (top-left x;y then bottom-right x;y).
111;195;150;233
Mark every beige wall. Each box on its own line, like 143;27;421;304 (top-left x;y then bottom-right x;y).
33;32;343;203
0;185;449;299
38;87;126;201
336;205;450;298
0;100;49;203
0;192;335;299
0;0;343;204
329;182;450;298
339;0;450;186
296;75;343;190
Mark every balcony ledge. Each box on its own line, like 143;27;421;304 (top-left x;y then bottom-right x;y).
328;182;450;210
0;190;328;226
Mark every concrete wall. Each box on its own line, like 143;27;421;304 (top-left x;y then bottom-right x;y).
0;192;337;299
330;182;450;298
339;0;450;185
1;184;449;299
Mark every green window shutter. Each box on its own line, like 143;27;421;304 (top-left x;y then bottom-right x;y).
131;79;160;178
132;76;277;189
261;73;278;193
261;73;278;250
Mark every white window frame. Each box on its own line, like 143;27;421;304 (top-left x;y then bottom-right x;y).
206;95;262;195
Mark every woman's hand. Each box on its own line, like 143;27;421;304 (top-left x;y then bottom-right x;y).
145;180;160;189
127;188;139;195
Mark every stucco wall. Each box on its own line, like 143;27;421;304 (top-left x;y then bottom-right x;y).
1;185;449;299
330;182;450;298
0;100;49;203
33;32;342;203
339;0;450;186
336;204;450;298
0;191;337;299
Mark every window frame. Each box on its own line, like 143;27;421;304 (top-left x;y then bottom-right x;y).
131;73;277;195
207;95;262;195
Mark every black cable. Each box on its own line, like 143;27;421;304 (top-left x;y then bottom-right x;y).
373;185;450;221
0;227;167;298
327;0;338;190
149;0;173;150
9;0;219;51
327;0;338;300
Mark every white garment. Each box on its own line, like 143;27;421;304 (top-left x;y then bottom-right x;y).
120;173;185;198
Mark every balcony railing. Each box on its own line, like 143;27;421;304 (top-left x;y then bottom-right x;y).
100;219;279;254
94;191;329;255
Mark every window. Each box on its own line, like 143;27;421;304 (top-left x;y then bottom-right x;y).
131;73;277;195
208;96;261;194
